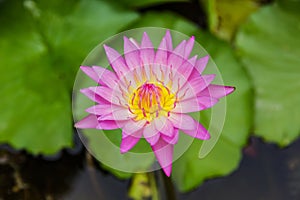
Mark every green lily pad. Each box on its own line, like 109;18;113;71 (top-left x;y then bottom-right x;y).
0;0;138;154
172;31;252;191
235;3;300;146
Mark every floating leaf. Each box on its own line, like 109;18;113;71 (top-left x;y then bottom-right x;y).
0;0;138;154
235;3;300;146
172;32;252;191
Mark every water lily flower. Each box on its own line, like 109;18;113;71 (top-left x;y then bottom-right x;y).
75;30;235;176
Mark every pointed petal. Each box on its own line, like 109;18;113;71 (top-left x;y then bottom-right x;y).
164;30;173;51
168;52;185;70
86;104;122;116
151;138;174;177
98;108;134;121
89;86;126;106
143;123;160;145
198;85;235;99
172;96;218;113
103;45;128;78
96;120;126;130
181;120;210;140
123;119;147;134
162;128;179;145
120;130;142;153
141;32;153;49
146;132;161;146
92;66;118;89
173;40;186;58
196;96;219;108
124;36;140;69
75;114;98;129
168;113;195;130
140;32;155;67
155;38;168;65
176;55;198;82
177;74;216;101
129;38;140;48
184;36;195;59
80;88;109;104
195;55;209;74
80;66;101;84
154;117;174;137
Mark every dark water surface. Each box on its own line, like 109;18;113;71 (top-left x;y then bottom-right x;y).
1;137;300;200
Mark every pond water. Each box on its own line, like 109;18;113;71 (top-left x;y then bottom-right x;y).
0;136;300;200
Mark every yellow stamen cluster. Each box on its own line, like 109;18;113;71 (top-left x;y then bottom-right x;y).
128;82;176;122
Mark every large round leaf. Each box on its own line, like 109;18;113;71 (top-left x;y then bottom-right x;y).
172;31;252;191
0;0;138;154
235;3;300;146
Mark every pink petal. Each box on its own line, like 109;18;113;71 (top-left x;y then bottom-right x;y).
168;113;195;130
164;30;173;51
184;36;195;59
173;40;186;58
177;74;216;101
198;85;235;99
161;128;179;145
92;66;118;89
151;138;174;177
195;55;209;74
89;86;126;106
196;96;219;108
96;120;126;130
80;66;102;84
172;96;219;113
80;88;109;104
181;119;210;140
170;75;185;93
143;123;160;145
85;104;123;115
129;38;140;48
140;32;155;67
123;119;147;134
103;45;128;78
155;38;168;65
187;55;210;81
154;117;174;137
168;51;185;70
124;36;141;69
141;32;153;49
98;109;133;121
120;130;142;153
170;56;198;93
75;114;98;129
176;55;198;81
146;132;161;146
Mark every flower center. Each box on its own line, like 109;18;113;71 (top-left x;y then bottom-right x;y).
128;82;176;122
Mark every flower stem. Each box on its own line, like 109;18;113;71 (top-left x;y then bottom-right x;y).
148;172;159;200
160;170;177;200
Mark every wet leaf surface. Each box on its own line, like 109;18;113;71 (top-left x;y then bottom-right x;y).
235;3;300;146
0;0;138;154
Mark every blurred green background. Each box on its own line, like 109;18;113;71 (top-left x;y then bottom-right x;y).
0;0;300;199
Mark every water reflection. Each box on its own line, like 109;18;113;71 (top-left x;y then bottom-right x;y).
178;137;300;200
1;137;300;200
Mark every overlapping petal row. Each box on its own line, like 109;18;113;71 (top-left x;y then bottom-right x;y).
75;30;235;176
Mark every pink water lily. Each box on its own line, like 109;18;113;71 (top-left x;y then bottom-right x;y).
75;30;235;176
